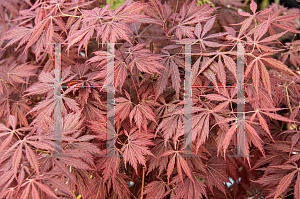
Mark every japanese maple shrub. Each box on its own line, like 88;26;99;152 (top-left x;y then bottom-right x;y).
0;0;300;198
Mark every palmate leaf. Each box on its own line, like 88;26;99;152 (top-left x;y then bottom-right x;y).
66;25;95;55
128;43;165;74
0;116;43;179
121;127;155;173
235;0;262;37
259;108;296;123
69;141;102;157
82;100;106;122
177;17;227;52
0;115;18;152
1;0;300;198
235;0;296;38
24;143;40;176
192;112;209;151
0;26;31;49
88;44;165;92
255;163;299;199
110;173;132;199
47;177;76;198
155;103;184;146
60;156;92;170
155;49;183;99
129;101;157;130
31;110;82;138
143;180;170;199
196;53;237;84
236;2;300;53
245;121;265;157
147;139;173;176
0;187;16;199
20;179;59;199
160;149;194;185
244;53;298;95
115;90;132;123
170;173;207;199
261;56;297;76
218;116;266;161
204;154;229;196
167;1;217;40
11;100;31;127
87;120;107;141
24;67;77;97
61;111;84;135
143;0;172;26
86;176;107;199
96;150;121;182
280;40;300;68
220;121;237;157
0;62;39;87
155;65;169;99
190;101;231;154
169;57;181;97
192;56;221;87
112;1;148;23
1;139;44;180
259;6;300;35
26;93;80;121
2;12;66;59
52;157;77;185
66;1;148;53
87;49;128;91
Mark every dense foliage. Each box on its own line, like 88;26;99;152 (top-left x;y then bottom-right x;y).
0;0;300;198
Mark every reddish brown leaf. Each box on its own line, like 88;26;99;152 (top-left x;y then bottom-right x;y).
273;170;297;199
24;143;40;176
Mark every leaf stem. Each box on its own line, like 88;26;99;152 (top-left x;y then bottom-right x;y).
13;131;22;140
29;146;49;154
285;86;292;113
57;4;81;18
140;166;145;199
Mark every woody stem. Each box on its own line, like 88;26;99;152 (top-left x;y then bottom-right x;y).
140;166;145;199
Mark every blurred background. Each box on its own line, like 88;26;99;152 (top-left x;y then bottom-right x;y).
256;0;300;9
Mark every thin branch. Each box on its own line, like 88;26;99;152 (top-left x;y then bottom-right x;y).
140;166;145;199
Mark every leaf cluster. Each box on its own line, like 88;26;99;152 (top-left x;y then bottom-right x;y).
0;0;300;198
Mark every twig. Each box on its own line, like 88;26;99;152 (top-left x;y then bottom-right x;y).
140;166;145;199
